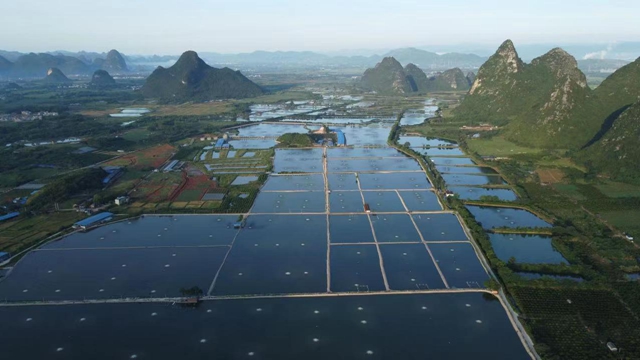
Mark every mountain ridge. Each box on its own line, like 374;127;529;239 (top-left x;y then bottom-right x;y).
141;50;264;102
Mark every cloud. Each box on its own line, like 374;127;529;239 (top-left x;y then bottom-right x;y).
583;43;615;60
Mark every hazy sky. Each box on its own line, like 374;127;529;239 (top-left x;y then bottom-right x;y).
2;0;639;54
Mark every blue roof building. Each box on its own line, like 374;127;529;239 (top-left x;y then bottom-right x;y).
0;251;10;263
73;212;114;229
335;130;346;146
0;212;19;222
215;138;226;148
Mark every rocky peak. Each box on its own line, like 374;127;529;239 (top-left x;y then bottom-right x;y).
102;49;128;72
90;69;115;86
375;57;404;71
44;67;71;83
495;39;523;74
533;48;587;88
469;39;524;95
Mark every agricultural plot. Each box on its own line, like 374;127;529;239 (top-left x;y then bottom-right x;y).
105;144;175;170
512;287;640;360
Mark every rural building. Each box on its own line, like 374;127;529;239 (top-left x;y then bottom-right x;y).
163;160;180;172
215;138;226;149
114;196;130;205
335;129;346;146
73;212;114;230
607;342;618;352
0;251;10;263
101;166;123;186
364;203;371;213
0;212;19;222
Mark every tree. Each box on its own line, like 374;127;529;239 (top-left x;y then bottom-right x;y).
180;286;204;298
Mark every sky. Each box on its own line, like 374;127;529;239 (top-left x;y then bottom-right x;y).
2;0;640;55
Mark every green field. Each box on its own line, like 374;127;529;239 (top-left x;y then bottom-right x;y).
467;136;545;156
595;182;640;198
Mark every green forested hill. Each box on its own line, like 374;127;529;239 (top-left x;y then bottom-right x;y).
360;57;414;94
361;57;471;94
142;51;264;102
455;40;605;149
579;101;640;184
43;67;71;84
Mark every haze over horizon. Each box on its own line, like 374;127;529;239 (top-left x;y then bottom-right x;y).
2;0;639;55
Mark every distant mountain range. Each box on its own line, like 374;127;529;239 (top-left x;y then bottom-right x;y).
454;39;640;182
359;57;472;94
0;46;632;79
141;51;264;102
0;50;129;79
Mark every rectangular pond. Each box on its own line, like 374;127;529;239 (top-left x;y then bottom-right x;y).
399;136;457;148
236;123;311;137
329;244;386;292
398;191;442;211
228;139;276;149
44;215;240;249
411;213;468;242
327;147;404;158
436;165;498;175
329;215;375;244
413;147;466;157
466;206;552;229
328;158;421;172
363;192;407;212
330;191;365;213
442;174;506;186
212;215;327;295
370;214;421;243
251;192;326;213
0;247;228;301
274;148;324;173
262;174;325;191
358;172;431;190
328;173;360;191
430;157;476;166
428;242;490;289
379;244;446;290
0;293;531;359
231;175;259;186
449;186;518;201
489;234;568;264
